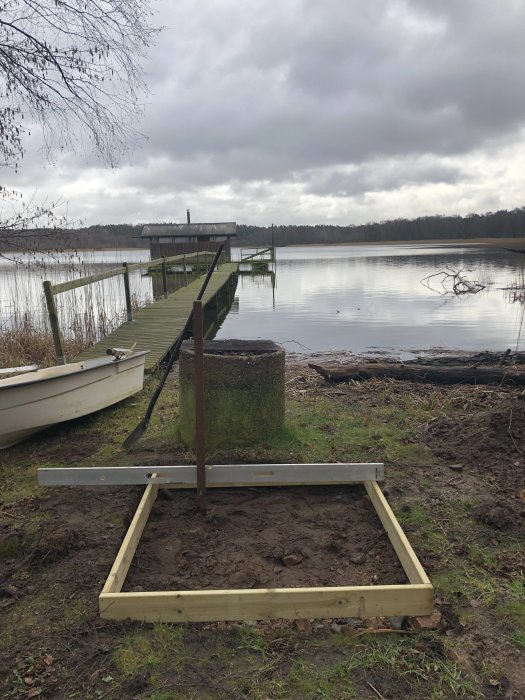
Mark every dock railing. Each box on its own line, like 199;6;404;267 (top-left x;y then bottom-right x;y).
240;246;276;263
42;250;221;365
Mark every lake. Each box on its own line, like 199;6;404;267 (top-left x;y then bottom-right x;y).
1;244;524;356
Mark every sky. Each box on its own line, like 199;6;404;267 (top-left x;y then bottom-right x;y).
5;0;525;227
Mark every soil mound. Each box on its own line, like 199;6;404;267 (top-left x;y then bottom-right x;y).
424;399;525;492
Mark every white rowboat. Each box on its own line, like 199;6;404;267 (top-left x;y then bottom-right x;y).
0;351;148;449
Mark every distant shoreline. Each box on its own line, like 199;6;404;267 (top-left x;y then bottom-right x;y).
2;236;524;255
282;236;525;248
82;235;525;250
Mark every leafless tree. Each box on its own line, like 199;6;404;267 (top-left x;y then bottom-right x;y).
0;186;68;261
0;0;159;256
0;0;159;167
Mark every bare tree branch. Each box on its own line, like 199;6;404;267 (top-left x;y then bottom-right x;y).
0;0;160;167
0;1;160;259
421;267;486;295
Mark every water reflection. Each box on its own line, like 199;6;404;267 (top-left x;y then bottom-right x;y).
0;249;151;332
2;244;525;354
217;245;525;354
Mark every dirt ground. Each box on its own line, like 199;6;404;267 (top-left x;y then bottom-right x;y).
128;486;406;592
1;350;524;699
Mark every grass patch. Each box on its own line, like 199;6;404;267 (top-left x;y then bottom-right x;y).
358;636;482;699
434;568;500;606
257;394;435;465
1;368;523;699
496;573;525;646
212;628;481;700
396;502;455;562
113;625;188;683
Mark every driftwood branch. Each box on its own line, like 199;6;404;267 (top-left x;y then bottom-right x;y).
421;267;485;295
308;363;525;385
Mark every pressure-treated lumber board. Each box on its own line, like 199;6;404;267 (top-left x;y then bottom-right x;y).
364;480;430;585
98;479;434;623
101;482;158;594
38;463;384;487
99;584;434;623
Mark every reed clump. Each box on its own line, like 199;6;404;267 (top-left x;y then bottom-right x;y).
0;315;91;367
1;253;149;368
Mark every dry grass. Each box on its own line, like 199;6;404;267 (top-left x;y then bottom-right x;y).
0;316;90;367
0;254;149;367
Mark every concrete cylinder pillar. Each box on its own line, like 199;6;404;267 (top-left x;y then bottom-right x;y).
179;339;285;449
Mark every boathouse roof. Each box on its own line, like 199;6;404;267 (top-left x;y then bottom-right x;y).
141;222;236;239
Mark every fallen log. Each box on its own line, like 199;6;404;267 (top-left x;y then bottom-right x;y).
308;362;525;385
408;349;525;366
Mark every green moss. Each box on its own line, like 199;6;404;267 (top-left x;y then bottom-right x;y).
113;625;188;681
0;461;42;506
0;535;22;562
113;635;160;677
283;658;355;699
63;598;90;624
0;589;57;650
179;343;285;448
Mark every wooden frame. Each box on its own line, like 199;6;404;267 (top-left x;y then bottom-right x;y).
93;468;433;624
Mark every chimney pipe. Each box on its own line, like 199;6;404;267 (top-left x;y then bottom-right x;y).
186;209;191;224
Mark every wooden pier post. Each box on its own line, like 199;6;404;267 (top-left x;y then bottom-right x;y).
43;281;66;365
161;257;168;299
193;300;206;513
123;263;133;321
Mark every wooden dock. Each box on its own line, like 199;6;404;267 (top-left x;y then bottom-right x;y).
77;263;238;372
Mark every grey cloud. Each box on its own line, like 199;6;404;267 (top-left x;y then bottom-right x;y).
305;159;467;197
5;0;525;226
132;0;525;186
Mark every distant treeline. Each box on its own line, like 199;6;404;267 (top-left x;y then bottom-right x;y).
238;207;525;247
4;207;525;252
0;223;145;253
64;223;146;249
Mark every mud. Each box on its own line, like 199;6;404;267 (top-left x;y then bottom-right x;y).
126;486;406;592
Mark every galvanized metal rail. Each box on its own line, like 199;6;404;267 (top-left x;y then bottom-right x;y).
38;463;385;486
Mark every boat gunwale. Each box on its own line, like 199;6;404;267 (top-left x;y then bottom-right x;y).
0;351;149;391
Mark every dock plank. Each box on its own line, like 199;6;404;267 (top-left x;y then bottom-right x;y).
76;263;238;371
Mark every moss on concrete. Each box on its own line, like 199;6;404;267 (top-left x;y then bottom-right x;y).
179;340;285;448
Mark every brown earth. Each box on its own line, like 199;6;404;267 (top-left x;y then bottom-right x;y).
1;352;524;699
127;486;406;592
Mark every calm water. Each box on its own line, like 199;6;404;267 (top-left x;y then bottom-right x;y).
1;244;525;355
217;244;525;356
0;249;152;331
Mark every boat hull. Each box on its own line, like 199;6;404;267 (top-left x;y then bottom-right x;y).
0;352;148;449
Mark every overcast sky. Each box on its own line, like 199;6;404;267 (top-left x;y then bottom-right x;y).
6;0;525;227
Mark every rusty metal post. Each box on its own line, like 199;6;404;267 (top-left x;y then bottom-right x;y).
123;263;133;321
193;300;206;512
161;257;168;299
43;281;66;365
